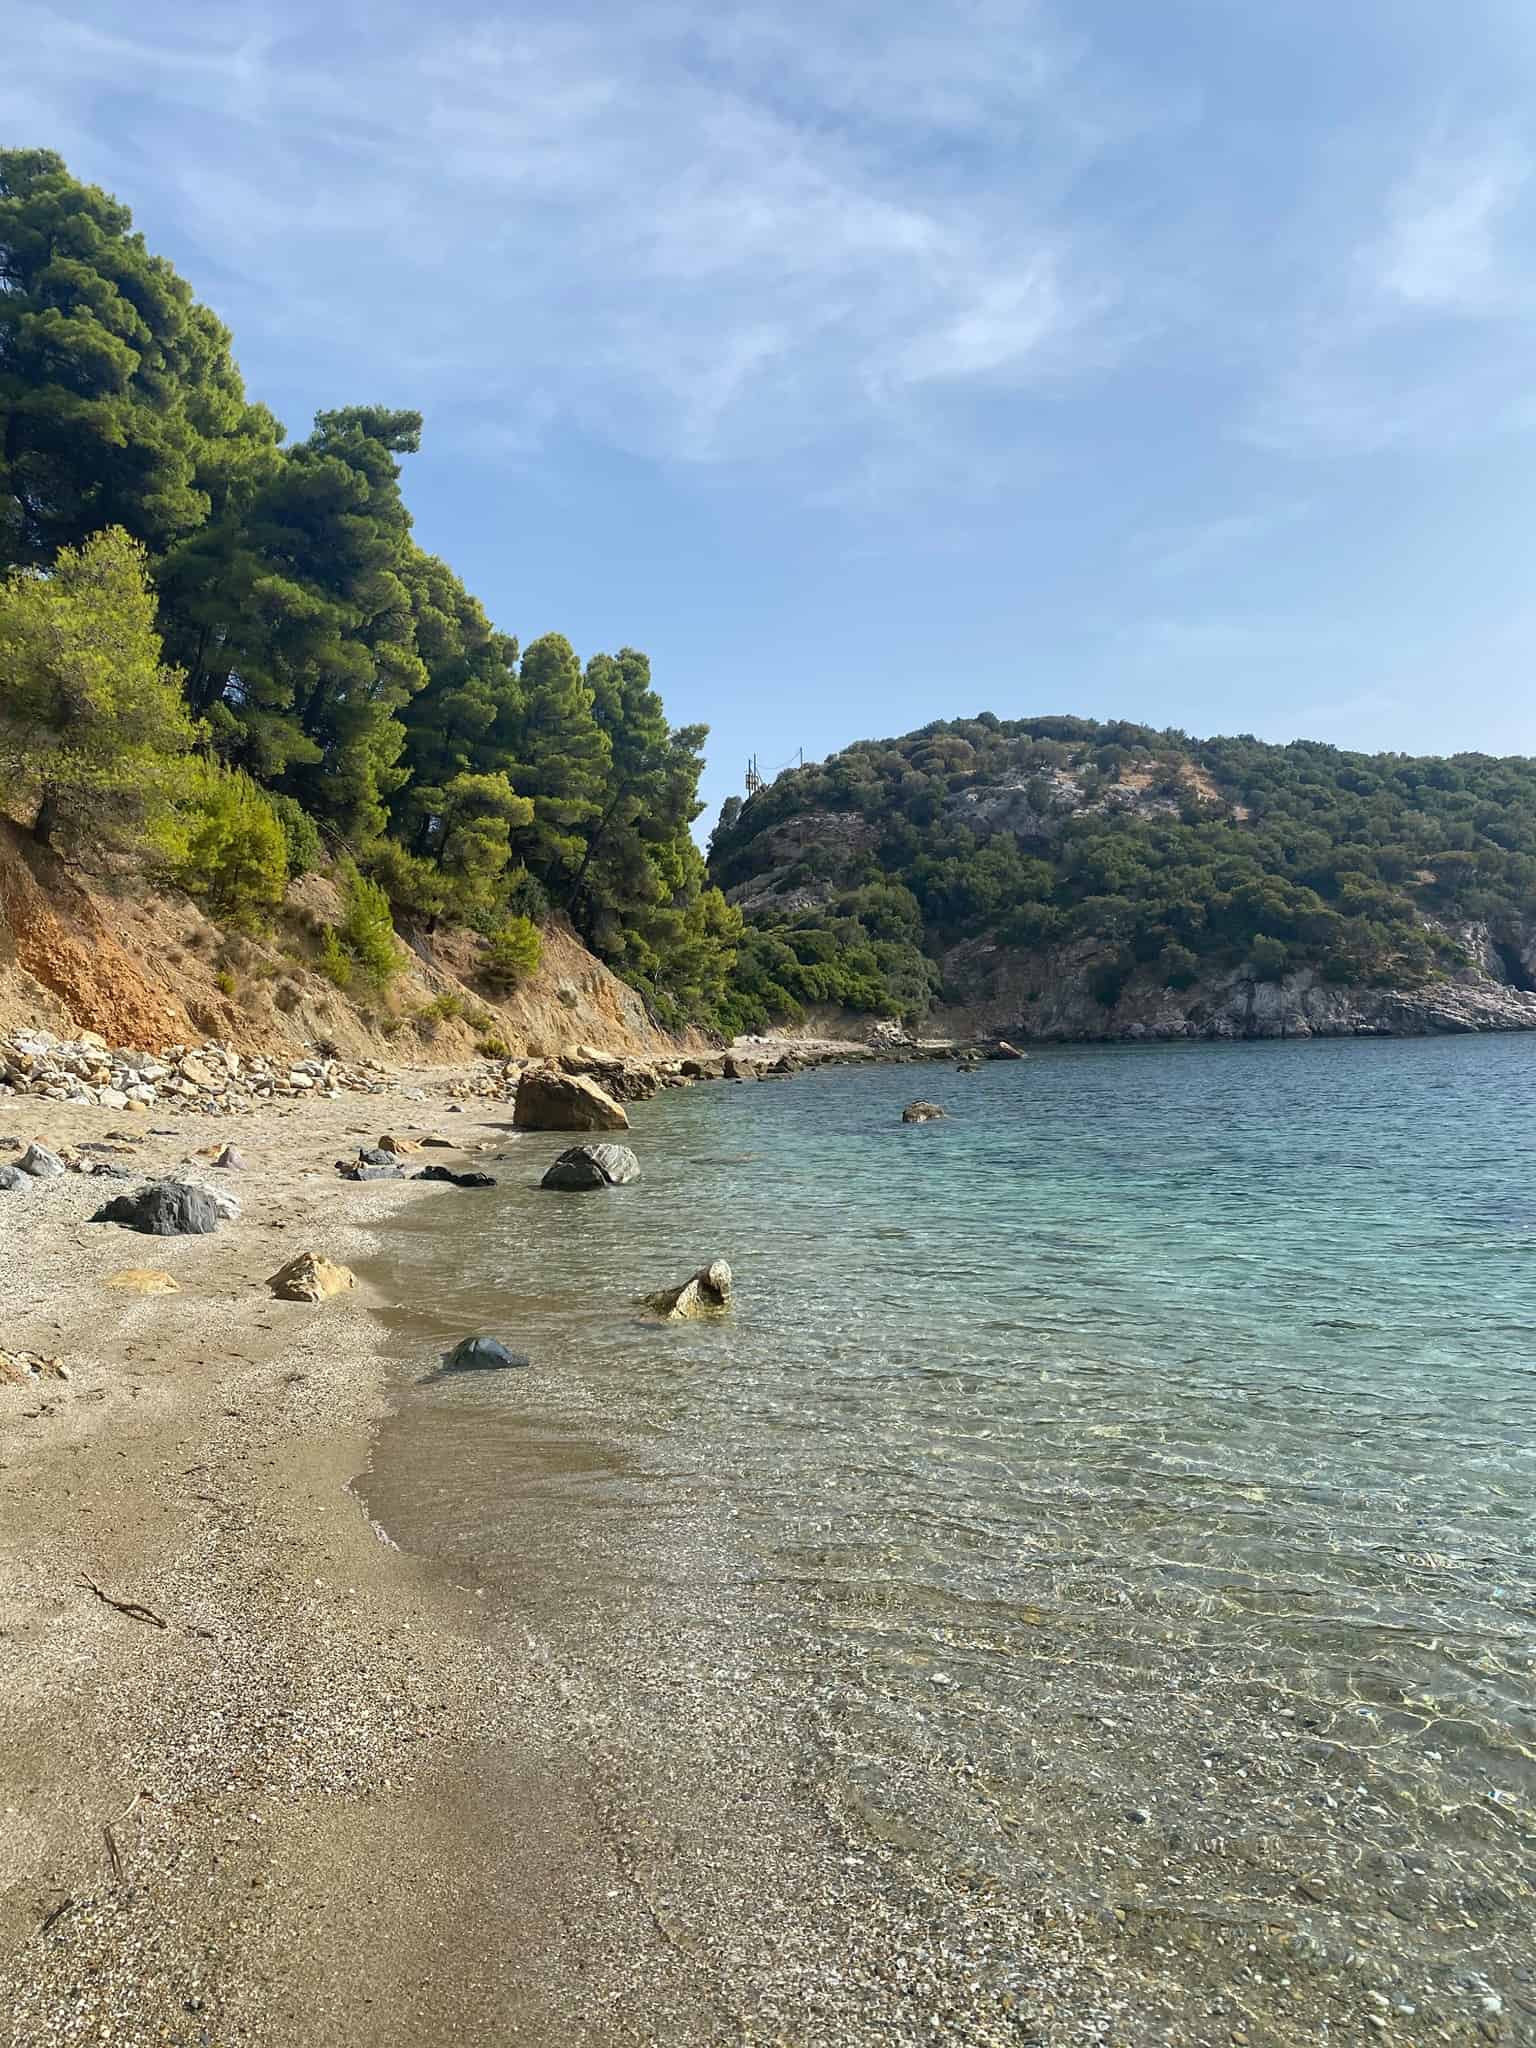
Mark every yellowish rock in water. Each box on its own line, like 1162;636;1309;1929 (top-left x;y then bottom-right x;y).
108;1268;182;1295
643;1260;733;1321
268;1252;356;1303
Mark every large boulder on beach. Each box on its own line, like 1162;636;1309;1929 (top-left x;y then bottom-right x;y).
91;1181;222;1236
513;1067;629;1132
902;1101;947;1123
17;1142;64;1178
268;1251;355;1302
175;1177;241;1222
441;1335;531;1373
642;1260;733;1321
540;1143;641;1191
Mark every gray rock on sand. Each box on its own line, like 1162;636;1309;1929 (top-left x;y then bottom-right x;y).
643;1260;733;1321
0;1165;29;1193
211;1143;246;1169
91;1181;222;1236
901;1101;947;1123
540;1143;641;1191
441;1335;531;1373
512;1067;630;1132
174;1177;241;1222
18;1142;65;1178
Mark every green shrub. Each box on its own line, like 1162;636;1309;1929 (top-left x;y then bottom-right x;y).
318;929;353;989
476;1035;511;1058
337;864;401;992
155;761;288;926
215;967;237;997
267;793;324;879
481;916;542;991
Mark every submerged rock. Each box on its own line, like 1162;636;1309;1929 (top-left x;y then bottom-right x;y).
540;1143;641;1191
643;1260;733;1321
91;1182;221;1236
441;1335;531;1373
901;1101;947;1123
512;1067;630;1132
268;1251;355;1302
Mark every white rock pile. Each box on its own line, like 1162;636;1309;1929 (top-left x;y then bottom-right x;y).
0;1030;390;1114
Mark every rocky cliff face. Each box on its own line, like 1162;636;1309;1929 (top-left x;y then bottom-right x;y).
931;928;1536;1044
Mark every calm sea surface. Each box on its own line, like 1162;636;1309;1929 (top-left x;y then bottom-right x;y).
365;1036;1536;2042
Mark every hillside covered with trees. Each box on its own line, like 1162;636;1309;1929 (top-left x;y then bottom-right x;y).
706;715;1536;1032
0;147;738;1030
6;148;1536;1046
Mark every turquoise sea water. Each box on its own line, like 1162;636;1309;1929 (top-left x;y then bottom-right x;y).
366;1036;1536;2041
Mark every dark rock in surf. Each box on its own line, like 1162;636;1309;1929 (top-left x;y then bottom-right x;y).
441;1335;531;1373
901;1101;947;1123
540;1142;641;1191
415;1164;497;1188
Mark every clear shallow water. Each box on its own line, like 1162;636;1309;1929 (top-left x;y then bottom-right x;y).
366;1038;1536;2042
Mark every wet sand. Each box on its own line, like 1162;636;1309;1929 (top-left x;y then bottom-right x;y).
0;1083;1104;2047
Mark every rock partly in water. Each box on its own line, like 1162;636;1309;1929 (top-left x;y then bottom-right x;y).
18;1142;64;1178
902;1100;947;1123
512;1068;630;1132
540;1143;642;1191
643;1259;733;1321
987;1041;1026;1061
268;1251;356;1302
107;1268;182;1295
414;1165;497;1188
91;1182;222;1236
441;1335;531;1373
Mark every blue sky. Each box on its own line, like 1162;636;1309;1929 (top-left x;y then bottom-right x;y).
6;0;1536;829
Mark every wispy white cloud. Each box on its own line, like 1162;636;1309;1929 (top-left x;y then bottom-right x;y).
0;0;1144;469
1243;124;1536;456
1368;135;1528;314
1129;501;1311;579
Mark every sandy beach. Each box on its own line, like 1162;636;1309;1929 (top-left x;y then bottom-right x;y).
0;1076;1105;2048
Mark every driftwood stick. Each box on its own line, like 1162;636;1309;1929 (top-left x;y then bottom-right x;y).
78;1575;168;1631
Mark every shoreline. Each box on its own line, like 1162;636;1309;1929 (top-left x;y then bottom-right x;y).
0;1071;1106;2047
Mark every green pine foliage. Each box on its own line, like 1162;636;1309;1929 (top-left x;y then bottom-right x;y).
0;525;198;852
480;916;543;991
0;148;738;1029
155;760;289;925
